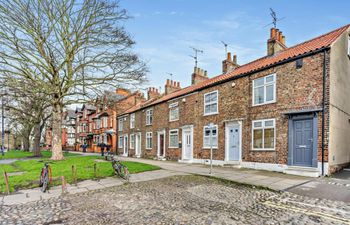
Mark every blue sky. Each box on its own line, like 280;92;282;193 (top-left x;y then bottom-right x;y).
120;0;350;92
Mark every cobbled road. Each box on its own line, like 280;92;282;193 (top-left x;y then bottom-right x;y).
1;175;350;225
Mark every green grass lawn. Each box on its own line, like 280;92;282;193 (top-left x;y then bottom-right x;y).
0;150;77;160
0;156;160;193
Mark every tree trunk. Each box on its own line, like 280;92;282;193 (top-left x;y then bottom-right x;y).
22;126;32;151
51;103;64;160
32;122;42;157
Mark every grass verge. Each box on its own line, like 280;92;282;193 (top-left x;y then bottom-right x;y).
0;150;77;160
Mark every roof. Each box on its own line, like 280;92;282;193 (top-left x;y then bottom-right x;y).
122;24;350;115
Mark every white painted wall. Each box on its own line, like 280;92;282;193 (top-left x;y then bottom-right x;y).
329;27;350;167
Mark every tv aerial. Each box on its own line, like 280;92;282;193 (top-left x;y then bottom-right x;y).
189;46;203;67
221;41;229;57
264;8;285;28
167;72;173;81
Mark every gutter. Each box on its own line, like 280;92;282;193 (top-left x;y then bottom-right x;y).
321;49;327;176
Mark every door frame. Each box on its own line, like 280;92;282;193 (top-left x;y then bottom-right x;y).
225;121;242;162
157;130;166;158
181;125;194;161
288;113;318;167
135;132;141;157
123;135;128;156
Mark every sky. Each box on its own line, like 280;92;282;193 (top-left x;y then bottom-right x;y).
119;0;350;92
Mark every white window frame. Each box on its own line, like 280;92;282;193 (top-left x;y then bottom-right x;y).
169;129;179;148
203;125;218;149
204;90;219;116
118;118;123;131
146;132;153;149
118;135;124;148
146;109;153;125
252;74;276;106
130;113;135;129
130;133;135;149
252;118;276;151
169;102;179;122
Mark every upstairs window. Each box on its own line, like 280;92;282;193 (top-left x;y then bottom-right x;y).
130;113;135;129
203;125;218;148
253;74;276;106
204;91;218;115
169;102;179;122
146;109;153;125
103;117;108;128
252;119;275;150
118;118;123;131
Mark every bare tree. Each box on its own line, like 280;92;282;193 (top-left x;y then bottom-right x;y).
0;0;147;160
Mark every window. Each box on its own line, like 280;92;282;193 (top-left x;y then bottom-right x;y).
252;119;275;150
130;113;135;129
118;118;123;131
96;119;100;129
169;102;179;121
146;109;153;125
204;91;218;115
130;134;135;149
146;132;153;149
253;74;276;106
169;129;179;148
102;117;108;128
203;125;218;148
118;136;124;148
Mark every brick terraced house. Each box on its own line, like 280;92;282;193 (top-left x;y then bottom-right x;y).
117;24;350;177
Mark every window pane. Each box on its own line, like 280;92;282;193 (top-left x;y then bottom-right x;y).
264;120;274;127
204;137;210;147
212;136;218;147
210;92;217;102
253;129;263;148
254;87;264;104
212;128;217;136
266;75;274;83
210;103;217;113
205;105;211;114
254;77;264;87
266;85;274;102
204;128;210;137
264;128;274;148
205;94;211;103
253;121;262;128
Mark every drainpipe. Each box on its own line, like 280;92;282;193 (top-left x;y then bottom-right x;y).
321;49;327;176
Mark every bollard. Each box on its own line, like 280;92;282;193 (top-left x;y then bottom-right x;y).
74;165;77;185
61;176;66;194
71;165;77;185
94;163;97;178
3;171;10;195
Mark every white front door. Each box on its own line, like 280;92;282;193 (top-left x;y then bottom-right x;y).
182;126;193;160
135;133;141;157
226;122;241;161
123;135;128;156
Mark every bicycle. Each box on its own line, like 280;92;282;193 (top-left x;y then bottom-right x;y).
111;156;129;181
39;163;52;192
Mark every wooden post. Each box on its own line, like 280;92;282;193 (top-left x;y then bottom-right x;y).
3;171;10;195
71;165;77;185
74;165;77;185
61;176;66;194
94;163;97;178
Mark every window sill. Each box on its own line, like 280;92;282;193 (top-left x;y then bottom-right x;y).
168;146;178;149
169;119;179;122
251;148;275;151
203;112;219;117
146;124;152;126
202;147;218;150
145;148;152;150
252;101;276;107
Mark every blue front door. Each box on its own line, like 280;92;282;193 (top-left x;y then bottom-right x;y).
293;119;313;166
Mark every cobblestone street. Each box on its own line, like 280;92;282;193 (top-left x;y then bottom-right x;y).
1;175;350;225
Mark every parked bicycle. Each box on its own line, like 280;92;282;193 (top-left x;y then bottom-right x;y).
39;163;52;192
111;156;129;181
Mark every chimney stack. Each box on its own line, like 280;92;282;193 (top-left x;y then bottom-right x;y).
267;28;287;56
147;87;160;100
222;52;239;74
191;67;209;85
165;79;181;95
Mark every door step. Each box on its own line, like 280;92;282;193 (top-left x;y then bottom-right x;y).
284;166;319;177
223;161;241;168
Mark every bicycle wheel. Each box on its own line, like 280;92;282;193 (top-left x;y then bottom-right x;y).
123;167;130;181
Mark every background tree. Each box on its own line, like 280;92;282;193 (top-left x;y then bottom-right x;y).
0;0;147;160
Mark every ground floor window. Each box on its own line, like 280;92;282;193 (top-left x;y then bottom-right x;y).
130;134;135;149
169;129;179;148
118;136;124;148
252;119;275;150
203;125;218;148
146;132;153;149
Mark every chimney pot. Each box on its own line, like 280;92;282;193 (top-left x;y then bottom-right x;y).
270;28;276;39
204;70;207;77
281;35;286;45
227;52;232;61
233;55;237;64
